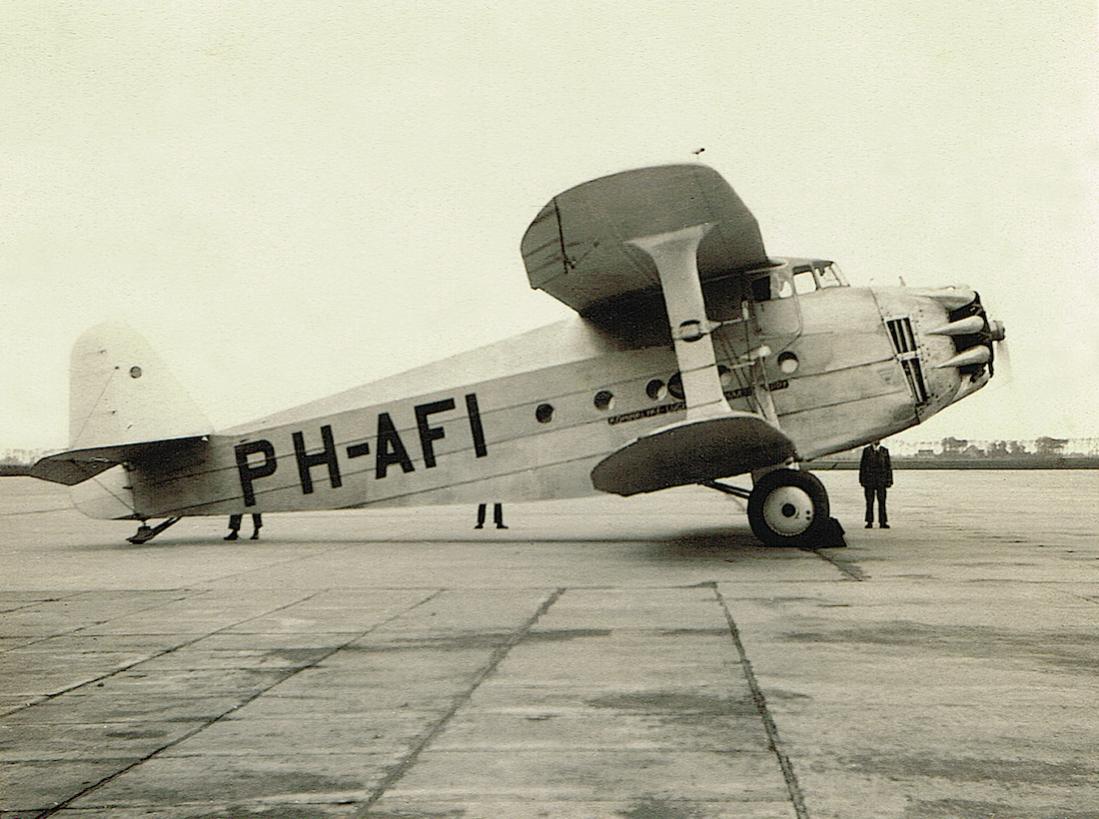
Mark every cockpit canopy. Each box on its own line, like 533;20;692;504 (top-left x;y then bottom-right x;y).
751;259;847;301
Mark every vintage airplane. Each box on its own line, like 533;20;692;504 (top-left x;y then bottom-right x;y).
28;164;1005;546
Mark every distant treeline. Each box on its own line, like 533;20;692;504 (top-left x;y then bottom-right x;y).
814;456;1099;470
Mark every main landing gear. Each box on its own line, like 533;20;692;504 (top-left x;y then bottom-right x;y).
127;517;181;544
748;469;831;546
706;469;844;547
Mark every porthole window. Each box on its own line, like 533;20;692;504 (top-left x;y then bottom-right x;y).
129;366;142;379
717;364;733;388
593;390;615;411
668;373;684;400
778;352;799;374
535;403;554;423
645;379;666;401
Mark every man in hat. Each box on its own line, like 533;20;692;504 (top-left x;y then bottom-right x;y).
859;441;893;529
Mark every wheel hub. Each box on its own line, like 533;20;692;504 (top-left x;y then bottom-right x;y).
762;486;814;535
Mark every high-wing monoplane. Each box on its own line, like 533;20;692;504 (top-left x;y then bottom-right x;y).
28;165;1005;546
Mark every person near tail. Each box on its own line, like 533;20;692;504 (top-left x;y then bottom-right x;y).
859;441;893;529
225;513;262;540
475;503;507;530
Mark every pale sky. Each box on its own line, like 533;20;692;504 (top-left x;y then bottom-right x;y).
2;1;1096;450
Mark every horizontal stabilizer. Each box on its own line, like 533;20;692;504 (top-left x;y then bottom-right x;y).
591;414;795;497
30;436;208;486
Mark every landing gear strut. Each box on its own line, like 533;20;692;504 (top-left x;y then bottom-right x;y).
127;517;181;544
747;470;835;547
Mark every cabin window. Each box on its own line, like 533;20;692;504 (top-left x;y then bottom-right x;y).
535;403;554;423
593;390;615;411
646;379;666;401
668;373;684;400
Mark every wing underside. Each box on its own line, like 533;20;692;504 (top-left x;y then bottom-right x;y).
591;415;795;496
521;164;770;315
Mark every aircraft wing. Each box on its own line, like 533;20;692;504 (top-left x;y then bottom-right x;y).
524;165;796;494
591;415;794;496
521;164;769;315
584;220;797;496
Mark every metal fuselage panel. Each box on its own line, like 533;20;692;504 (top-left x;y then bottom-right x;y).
116;285;962;519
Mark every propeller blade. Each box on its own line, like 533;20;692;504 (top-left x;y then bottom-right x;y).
994;339;1012;381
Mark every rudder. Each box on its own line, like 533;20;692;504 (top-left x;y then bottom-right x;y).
69;322;212;450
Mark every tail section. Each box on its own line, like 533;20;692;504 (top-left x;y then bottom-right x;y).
30;323;212;496
68;322;211;450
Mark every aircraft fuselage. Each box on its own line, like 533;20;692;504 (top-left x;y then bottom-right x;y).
75;278;981;520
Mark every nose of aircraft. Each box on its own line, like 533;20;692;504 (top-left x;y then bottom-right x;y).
924;291;1004;378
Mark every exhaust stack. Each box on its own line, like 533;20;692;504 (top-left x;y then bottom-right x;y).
927;316;985;336
934;346;991;370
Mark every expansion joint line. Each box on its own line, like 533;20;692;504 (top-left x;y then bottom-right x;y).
36;588;445;817
358;586;567;814
3;591;200;707
801;547;866;582
712;583;809;819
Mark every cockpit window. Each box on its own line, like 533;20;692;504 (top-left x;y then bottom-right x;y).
751;274;773;301
750;261;847;302
793;270;816;295
817;263;845;288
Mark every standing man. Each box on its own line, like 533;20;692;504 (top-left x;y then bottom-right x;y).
859;440;893;529
474;503;507;530
225;513;263;541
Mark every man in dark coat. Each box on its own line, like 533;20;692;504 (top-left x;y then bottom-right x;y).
859;441;893;528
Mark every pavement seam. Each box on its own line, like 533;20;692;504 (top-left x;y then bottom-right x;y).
3;588;319;719
0;592;216;707
32;587;445;817
0;591;194;648
357;586;567;814
0;590;89;616
800;547;866;581
712;583;809;819
190;537;405;587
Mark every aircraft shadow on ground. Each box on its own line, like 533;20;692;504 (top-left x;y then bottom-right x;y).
75;524;770;554
636;527;778;560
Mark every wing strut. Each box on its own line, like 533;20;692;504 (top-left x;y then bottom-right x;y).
627;224;729;419
589;223;796;497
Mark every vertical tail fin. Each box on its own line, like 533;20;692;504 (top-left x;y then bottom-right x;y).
69;322;212;449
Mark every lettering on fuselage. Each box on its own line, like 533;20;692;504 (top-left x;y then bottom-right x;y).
606;380;790;426
233;393;487;507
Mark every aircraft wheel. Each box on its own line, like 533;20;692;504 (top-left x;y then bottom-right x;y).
747;469;830;547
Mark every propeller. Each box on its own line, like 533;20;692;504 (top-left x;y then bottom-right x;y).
988;319;1010;381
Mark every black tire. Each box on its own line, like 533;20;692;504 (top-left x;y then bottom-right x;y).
747;469;830;547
